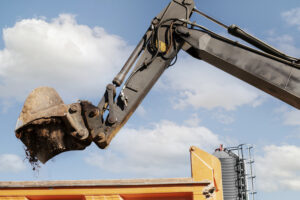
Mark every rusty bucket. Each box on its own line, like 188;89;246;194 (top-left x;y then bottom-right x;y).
15;87;91;164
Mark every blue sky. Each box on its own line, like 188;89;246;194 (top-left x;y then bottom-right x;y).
0;0;300;200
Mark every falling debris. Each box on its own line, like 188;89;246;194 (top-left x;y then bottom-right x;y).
24;146;40;171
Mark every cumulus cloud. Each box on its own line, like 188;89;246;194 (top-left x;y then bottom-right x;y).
282;109;300;126
85;120;222;178
136;105;146;117
256;145;300;191
0;14;131;103
0;154;26;173
267;33;300;58
212;111;234;125
160;56;265;111
272;8;300;58
282;8;300;30
272;107;300;138
273;106;300;127
183;113;201;127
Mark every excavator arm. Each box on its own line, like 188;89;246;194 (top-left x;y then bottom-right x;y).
180;26;300;109
15;0;300;163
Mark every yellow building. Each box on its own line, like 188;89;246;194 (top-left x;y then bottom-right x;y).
0;147;223;200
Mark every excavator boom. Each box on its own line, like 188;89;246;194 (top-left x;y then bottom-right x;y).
15;0;300;164
180;27;300;109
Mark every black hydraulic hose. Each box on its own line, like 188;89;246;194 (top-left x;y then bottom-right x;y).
227;25;299;63
193;8;228;29
192;7;299;63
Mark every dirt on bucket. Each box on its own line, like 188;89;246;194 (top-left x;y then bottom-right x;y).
17;117;91;169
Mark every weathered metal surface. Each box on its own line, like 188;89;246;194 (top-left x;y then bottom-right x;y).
179;27;300;109
0;178;205;188
213;150;239;200
20;117;90;164
15;87;92;164
98;0;195;148
0;147;221;200
15;87;68;131
190;146;223;200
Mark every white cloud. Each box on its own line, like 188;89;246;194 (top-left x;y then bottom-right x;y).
271;8;300;58
282;8;300;30
256;145;300;191
183;113;201;127
0;154;26;173
283;109;300;126
136;105;146;117
274;106;300;126
85;120;222;178
161;56;265;111
0;14;131;103
267;34;300;58
212;112;234;125
273;107;300;138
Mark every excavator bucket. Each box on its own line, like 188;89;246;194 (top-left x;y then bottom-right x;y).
15;87;92;164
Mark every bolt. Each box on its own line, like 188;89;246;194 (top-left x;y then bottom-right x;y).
209;188;215;193
69;104;78;113
152;18;159;25
70;131;77;138
77;129;89;140
95;132;106;142
89;109;100;118
107;84;114;90
190;146;196;152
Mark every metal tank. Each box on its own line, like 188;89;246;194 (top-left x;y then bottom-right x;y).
213;145;248;200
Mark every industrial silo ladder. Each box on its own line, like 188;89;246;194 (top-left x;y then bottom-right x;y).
227;144;257;200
